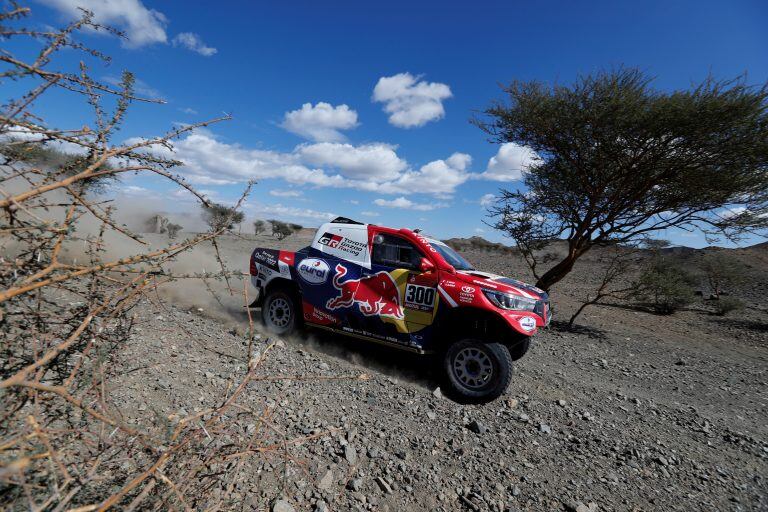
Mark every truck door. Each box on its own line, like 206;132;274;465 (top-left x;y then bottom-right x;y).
369;232;439;334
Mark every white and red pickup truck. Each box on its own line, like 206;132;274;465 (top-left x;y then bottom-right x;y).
250;217;550;402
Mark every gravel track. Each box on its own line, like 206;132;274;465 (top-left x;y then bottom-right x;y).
113;231;767;511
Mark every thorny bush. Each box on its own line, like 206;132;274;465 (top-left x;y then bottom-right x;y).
0;5;347;510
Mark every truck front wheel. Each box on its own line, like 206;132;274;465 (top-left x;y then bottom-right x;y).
262;289;298;336
442;339;513;403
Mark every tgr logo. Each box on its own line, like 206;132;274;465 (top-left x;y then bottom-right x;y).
317;232;342;248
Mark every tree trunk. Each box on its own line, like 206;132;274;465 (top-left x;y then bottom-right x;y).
535;242;590;292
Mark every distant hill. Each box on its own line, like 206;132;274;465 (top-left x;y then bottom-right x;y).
442;236;516;253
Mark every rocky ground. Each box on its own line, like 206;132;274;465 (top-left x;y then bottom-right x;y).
111;230;767;511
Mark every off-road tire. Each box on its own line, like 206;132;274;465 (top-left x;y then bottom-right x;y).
442;339;513;403
507;337;531;361
262;289;298;336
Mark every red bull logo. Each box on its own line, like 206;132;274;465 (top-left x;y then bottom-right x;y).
326;264;404;319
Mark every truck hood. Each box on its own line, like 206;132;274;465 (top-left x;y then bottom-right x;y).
455;270;547;300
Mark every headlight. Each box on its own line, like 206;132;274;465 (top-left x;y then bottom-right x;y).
483;289;537;311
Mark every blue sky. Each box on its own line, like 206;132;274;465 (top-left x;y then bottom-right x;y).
11;0;768;246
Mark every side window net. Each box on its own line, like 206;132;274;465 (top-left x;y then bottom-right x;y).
372;234;423;269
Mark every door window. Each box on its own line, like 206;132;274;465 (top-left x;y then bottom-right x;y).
372;233;424;270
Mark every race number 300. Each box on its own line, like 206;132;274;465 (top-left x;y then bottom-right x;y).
405;284;435;308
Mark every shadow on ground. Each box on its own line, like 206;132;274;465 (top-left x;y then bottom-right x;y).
710;317;768;334
283;328;440;392
550;319;607;339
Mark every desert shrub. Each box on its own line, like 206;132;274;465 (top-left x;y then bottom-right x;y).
568;245;638;327
634;257;697;314
713;296;745;316
166;222;183;239
701;252;747;298
289;222;303;231
145;213;169;233
269;219;294;239
201;202;245;231
253;219;266;234
643;239;671;250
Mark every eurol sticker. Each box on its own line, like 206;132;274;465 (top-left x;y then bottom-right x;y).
519;316;537;332
297;258;330;284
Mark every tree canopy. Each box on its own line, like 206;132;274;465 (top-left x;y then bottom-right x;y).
201;202;245;231
477;68;768;291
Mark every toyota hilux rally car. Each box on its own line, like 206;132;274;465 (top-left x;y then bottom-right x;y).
250;217;550;402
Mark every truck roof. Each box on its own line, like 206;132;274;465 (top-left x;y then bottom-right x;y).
311;217;435;269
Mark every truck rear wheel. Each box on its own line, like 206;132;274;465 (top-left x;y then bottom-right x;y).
262;289;298;336
442;339;512;403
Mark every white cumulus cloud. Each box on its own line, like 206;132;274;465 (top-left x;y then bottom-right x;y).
42;0;168;47
379;153;471;198
373;197;447;211
269;189;303;198
172;32;217;56
477;143;540;182
250;204;335;222
42;0;216;56
127;130;473;198
479;193;495;207
298;142;406;181
372;73;452;128
281;102;358;142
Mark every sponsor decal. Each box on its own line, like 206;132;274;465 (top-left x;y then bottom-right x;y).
519;316;537;332
326;264;404;319
341;326;404;345
297;258;329;284
459;285;475;303
252;249;279;271
310;307;338;324
441;280;456;288
318;231;343;248
318;232;366;257
475;279;497;289
404;283;436;312
415;235;438;253
437;284;458;308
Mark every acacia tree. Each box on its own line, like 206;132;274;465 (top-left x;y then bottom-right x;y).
477;68;768;292
269;219;294;239
253;219;266;234
201;202;245;230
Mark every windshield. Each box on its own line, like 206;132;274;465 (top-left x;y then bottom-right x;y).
430;241;475;271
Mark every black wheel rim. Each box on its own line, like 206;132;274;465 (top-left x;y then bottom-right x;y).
267;297;291;329
452;346;493;389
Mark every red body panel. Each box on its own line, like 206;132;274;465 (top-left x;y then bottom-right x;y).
437;275;545;336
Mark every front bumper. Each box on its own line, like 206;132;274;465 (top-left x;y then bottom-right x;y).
535;298;552;326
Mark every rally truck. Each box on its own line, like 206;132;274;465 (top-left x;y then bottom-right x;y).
250;217;551;402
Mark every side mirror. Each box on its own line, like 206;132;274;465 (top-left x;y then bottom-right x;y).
419;258;435;273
